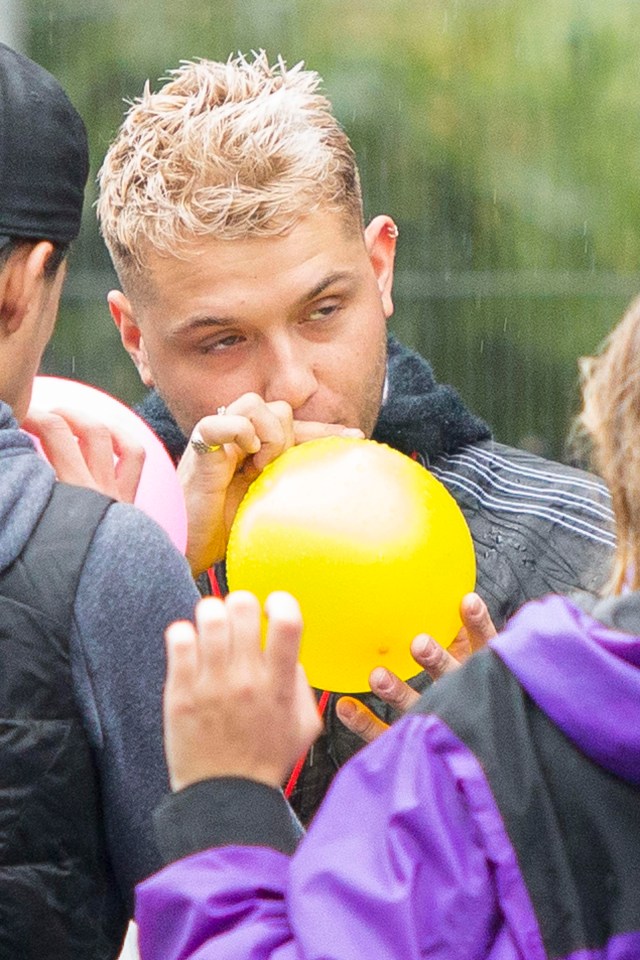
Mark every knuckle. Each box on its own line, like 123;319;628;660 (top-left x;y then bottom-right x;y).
38;411;68;432
267;400;293;420
167;694;196;717
353;716;374;739
355;709;378;737
393;689;414;710
120;441;146;463
235;684;256;706
348;708;367;731
234;392;263;412
81;423;112;447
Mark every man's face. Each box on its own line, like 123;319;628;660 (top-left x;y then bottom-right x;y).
110;211;397;438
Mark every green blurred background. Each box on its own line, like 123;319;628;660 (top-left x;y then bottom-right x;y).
5;0;640;460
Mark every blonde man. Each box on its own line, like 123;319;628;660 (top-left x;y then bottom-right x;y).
97;52;615;823
136;301;640;960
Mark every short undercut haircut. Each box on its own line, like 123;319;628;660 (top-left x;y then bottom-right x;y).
97;51;364;289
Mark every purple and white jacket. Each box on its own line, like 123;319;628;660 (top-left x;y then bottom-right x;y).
135;592;640;959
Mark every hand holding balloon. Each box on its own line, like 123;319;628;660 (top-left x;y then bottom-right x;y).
178;394;363;576
227;436;477;693
27;376;188;554
24;404;145;503
336;591;497;742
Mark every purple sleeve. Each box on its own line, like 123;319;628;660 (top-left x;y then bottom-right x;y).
135;714;500;959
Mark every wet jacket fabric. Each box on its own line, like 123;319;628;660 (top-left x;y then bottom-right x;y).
0;482;121;959
0;402;200;957
136;591;640;960
136;336;616;823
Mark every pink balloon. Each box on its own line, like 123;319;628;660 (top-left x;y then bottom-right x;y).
28;376;188;554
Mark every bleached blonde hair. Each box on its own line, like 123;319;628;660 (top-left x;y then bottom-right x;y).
579;294;640;594
96;51;363;285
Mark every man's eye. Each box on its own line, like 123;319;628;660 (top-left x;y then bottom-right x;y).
199;334;244;353
307;304;339;322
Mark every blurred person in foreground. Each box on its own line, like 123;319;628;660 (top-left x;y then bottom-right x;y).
0;44;200;959
136;297;640;958
96;52;615;823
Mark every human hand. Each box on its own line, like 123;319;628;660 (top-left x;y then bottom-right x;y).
163;591;323;792
336;592;497;743
178;393;363;575
23;405;145;502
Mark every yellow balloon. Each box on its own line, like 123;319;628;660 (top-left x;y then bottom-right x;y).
227;437;476;693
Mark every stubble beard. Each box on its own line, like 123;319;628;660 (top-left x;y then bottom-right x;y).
359;334;388;439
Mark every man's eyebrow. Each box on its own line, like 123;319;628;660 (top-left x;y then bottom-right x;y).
171;314;235;336
303;271;356;303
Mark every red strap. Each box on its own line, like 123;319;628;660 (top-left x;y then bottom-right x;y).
284;690;331;799
207;567;223;598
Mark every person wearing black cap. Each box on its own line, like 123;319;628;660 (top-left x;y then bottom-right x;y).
0;44;200;959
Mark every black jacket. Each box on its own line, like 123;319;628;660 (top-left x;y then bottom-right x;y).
0;484;127;959
137;336;615;823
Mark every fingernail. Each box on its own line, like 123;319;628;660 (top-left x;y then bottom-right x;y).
413;634;440;662
412;634;430;657
370;666;392;692
465;593;482;617
339;699;355;720
341;428;364;438
265;591;300;619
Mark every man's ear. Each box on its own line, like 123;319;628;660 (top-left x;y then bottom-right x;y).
108;290;154;387
364;215;397;319
0;241;54;336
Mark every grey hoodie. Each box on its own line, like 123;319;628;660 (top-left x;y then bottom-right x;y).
0;400;199;910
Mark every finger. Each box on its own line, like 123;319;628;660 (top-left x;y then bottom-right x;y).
293;421;365;444
66;415;123;496
193;596;230;681
40;407;124;497
368;666;420;713
336;696;389;743
263;399;295;452
295;663;325;742
164;620;199;705
448;630;471;663
459;592;497;651
228;396;294;471
110;427;146;503
193;414;261;457
410;633;461;680
26;406;142;501
23;408;97;488
263;591;304;699
223;590;263;664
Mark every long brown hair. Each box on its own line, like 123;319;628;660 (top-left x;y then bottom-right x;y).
580;294;640;594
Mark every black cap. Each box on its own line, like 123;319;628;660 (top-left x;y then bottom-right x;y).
0;43;89;245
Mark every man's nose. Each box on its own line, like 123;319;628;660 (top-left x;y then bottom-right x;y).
263;340;318;411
